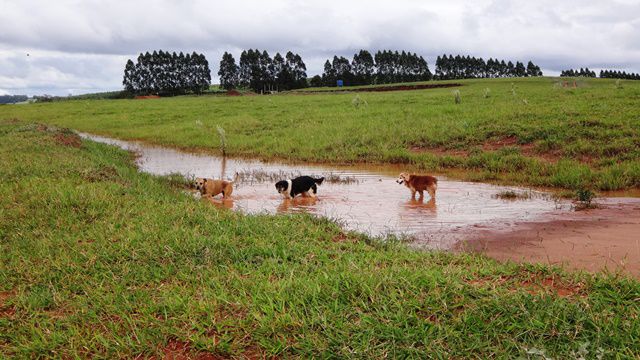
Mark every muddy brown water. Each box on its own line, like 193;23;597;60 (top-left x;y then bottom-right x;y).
80;133;573;247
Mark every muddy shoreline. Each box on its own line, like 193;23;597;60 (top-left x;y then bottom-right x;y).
457;199;640;277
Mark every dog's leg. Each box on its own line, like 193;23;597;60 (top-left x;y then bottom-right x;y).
223;183;233;198
418;190;424;200
411;189;416;199
428;185;436;199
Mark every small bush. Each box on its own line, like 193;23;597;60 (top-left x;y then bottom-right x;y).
575;187;596;210
216;125;227;156
352;95;368;108
453;90;461;104
494;190;532;200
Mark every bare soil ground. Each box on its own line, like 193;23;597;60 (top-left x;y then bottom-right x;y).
458;198;640;277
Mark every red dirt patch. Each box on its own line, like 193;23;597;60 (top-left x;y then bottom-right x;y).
465;273;584;297
482;136;519;151
331;232;357;243
484;137;564;163
54;132;82;148
458;199;640;278
135;95;161;100
0;307;16;318
0;291;16;318
158;340;220;360
226;90;242;96
520;277;584;298
153;340;273;360
216;303;248;322
409;136;565;163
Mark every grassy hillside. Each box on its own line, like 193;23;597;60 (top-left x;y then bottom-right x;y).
0;77;639;190
1;121;638;358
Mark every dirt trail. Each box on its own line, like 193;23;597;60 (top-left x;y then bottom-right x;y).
457;199;640;277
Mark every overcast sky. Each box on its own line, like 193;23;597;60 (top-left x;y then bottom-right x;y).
1;0;639;96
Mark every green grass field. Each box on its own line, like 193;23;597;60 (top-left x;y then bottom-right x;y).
1;77;639;191
1;121;639;358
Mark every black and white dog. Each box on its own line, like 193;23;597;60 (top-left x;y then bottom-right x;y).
275;176;325;199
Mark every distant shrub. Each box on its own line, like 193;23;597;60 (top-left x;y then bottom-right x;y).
575;188;596;210
494;190;531;200
352;95;368;108
216;125;227;156
615;79;623;89
453;90;461;104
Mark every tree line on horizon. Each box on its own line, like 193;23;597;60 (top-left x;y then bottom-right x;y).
0;95;29;104
435;55;542;79
560;68;597;78
317;50;433;87
121;50;638;95
560;68;640;80
599;69;640;80
218;50;307;92
122;51;211;96
317;52;542;87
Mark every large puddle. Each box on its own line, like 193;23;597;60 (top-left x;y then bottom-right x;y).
81;133;572;249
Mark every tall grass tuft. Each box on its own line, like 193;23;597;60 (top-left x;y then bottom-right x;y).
575;187;596;210
453;90;461;104
352;95;368;108
216;125;227;156
615;79;623;89
511;83;517;97
483;88;491;98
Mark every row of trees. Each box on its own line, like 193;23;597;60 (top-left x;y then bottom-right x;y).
122;51;211;96
218;50;307;92
435;55;543;79
122;50;638;94
0;95;28;104
599;70;640;80
317;51;543;87
320;50;433;87
560;68;597;77
561;68;640;80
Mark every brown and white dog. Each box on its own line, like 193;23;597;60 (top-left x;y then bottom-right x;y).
195;173;238;199
396;172;437;200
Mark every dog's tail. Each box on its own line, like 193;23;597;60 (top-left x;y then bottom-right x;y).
314;177;325;185
232;172;239;183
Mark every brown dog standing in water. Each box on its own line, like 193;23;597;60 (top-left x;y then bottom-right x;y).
195;173;238;199
396;172;437;200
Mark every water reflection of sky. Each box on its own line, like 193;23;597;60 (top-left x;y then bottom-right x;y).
81;133;569;249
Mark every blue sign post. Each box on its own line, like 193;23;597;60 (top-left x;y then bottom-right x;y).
337;80;344;87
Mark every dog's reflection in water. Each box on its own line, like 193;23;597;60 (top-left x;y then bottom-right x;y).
207;197;235;210
405;197;437;211
277;196;319;213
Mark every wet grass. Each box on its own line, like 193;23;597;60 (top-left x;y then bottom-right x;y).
235;169;358;185
1;121;639;358
493;190;532;200
1;77;639;191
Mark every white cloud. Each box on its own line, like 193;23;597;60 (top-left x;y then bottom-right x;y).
0;0;638;95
